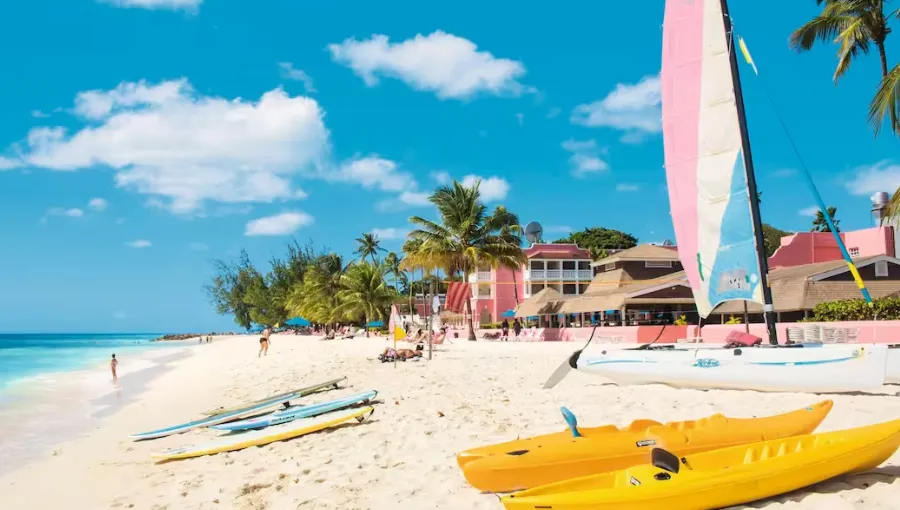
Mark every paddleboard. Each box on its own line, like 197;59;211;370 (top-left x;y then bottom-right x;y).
211;390;378;432
131;392;306;441
153;406;375;461
202;377;347;416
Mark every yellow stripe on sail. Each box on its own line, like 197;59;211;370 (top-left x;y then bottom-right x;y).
846;261;867;290
738;37;759;75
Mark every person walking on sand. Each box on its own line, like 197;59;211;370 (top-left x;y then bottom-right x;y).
110;354;118;384
513;318;522;341
258;326;272;358
501;319;510;341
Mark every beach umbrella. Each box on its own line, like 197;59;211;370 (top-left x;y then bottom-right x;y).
368;320;385;327
285;317;311;327
500;309;516;318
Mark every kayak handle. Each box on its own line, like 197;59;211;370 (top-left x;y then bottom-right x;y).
561;407;582;438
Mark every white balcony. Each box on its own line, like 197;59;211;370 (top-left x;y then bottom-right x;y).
578;269;592;279
546;269;561;279
525;268;593;281
526;269;545;280
468;271;493;282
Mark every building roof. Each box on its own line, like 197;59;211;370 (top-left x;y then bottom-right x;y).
523;243;591;260
589;244;680;267
562;271;689;314
514;288;568;317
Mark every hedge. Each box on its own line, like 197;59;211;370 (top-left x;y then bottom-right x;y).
809;297;900;322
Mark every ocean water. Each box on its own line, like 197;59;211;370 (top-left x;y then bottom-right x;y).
0;333;168;389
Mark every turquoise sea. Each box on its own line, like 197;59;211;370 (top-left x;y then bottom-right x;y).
0;333;169;389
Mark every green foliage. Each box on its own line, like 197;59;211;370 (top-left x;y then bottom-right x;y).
335;262;396;336
811;206;840;233
761;223;792;258
810;297;900;321
408;179;525;340
553;227;638;258
204;250;256;330
355;232;386;264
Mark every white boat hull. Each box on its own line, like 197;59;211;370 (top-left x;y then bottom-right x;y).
576;344;888;393
886;345;900;384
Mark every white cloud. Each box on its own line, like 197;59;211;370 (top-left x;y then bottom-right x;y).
244;211;314;236
398;190;432;206
277;62;316;93
328;31;530;100
18;79;327;214
571;74;661;139
335;156;410;192
189;242;209;251
515;112;524;126
798;206;820;217
0;156;22;170
88;198;108;211
31;110;49;118
546;107;561;119
44;207;85;221
616;183;640;192
545;225;572;233
99;0;202;12
845;160;900;196
371;227;409;240
431;170;451;185
461;175;509;202
126;239;152;248
562;139;609;177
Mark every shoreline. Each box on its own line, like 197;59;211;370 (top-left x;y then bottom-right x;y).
0;335;897;509
0;336;205;476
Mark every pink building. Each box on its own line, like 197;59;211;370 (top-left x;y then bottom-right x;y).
769;226;896;268
468;244;592;324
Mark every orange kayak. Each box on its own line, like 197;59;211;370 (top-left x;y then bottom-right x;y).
458;400;833;493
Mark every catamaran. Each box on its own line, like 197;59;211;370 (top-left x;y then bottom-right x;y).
545;0;890;393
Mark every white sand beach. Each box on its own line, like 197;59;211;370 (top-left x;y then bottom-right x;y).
1;334;899;510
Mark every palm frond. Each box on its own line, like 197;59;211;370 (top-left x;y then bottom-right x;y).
869;63;900;135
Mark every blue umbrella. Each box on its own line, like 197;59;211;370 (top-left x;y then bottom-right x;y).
285;317;311;327
368;320;385;327
500;309;516;318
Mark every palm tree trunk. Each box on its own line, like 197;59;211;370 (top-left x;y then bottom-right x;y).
365;314;370;338
511;269;520;305
878;40;889;78
465;294;477;341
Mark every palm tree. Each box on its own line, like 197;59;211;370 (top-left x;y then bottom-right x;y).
286;253;346;331
811;206;841;232
335;262;394;337
383;251;405;291
354;233;386;264
790;1;892;84
408;180;522;341
401;238;425;321
486;206;527;305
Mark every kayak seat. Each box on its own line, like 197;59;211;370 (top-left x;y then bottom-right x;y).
651;447;681;474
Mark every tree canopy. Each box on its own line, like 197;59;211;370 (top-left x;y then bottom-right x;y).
553;227;639;259
761;223;792;258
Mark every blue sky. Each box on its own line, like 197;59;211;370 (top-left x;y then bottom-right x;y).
1;0;898;333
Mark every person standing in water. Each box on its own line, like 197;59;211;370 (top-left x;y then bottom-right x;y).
110;354;118;384
258;326;272;358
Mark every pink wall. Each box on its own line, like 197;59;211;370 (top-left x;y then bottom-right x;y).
769;227;894;268
537;321;900;345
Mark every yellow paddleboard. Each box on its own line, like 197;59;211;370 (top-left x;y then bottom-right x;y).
458;400;832;492
154;406;374;461
502;418;900;510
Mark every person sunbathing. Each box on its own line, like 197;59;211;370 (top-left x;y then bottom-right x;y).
378;346;423;362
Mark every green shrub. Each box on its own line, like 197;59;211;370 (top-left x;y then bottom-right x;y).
810;297;900;321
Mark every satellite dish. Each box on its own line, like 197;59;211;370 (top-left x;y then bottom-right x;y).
525;222;543;243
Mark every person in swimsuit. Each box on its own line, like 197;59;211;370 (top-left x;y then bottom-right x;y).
110;354;118;384
513;318;522;341
258;326;272;358
501;319;510;341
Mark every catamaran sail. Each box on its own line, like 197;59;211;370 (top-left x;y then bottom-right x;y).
661;0;774;335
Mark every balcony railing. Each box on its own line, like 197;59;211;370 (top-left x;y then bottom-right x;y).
469;271;493;282
526;268;594;281
546;269;561;279
578;269;592;279
526;269;545;280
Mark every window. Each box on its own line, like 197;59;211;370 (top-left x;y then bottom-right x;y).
531;283;545;294
645;260;673;268
563;283;578;295
530;261;545;270
875;260;890;278
578;261;590;270
604;263;615;271
562;261;576;270
579;283;589;294
849;247;860;257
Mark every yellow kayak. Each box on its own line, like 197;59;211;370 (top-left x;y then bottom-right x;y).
458;400;833;492
502;418;900;510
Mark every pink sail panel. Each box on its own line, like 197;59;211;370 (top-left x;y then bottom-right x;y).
661;0;765;317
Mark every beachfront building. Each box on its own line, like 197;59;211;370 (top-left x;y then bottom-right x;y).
514;225;900;327
467;243;592;324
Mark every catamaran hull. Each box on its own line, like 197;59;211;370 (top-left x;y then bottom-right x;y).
885;345;900;384
576;344;888;393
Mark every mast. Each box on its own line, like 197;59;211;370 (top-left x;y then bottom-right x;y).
719;0;779;345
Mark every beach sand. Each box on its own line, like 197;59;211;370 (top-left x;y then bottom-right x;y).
1;334;898;509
